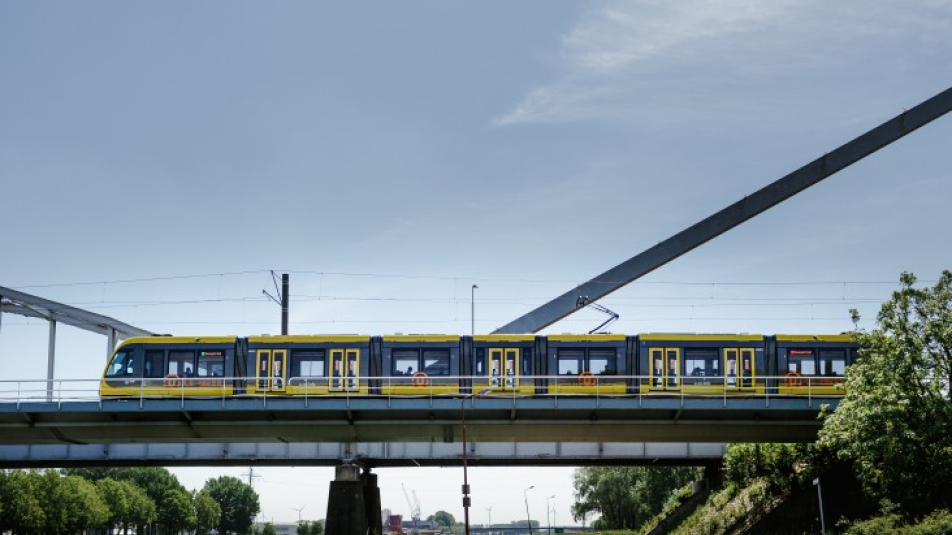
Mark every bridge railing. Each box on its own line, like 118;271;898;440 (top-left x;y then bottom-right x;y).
0;374;846;407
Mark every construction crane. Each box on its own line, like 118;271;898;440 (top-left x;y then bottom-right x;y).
401;483;422;531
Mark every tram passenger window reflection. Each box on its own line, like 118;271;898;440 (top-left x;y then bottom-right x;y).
589;349;616;375
168;351;194;378
393;350;418;376
819;349;846;377
557;349;584;375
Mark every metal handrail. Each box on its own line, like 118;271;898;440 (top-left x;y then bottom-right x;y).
0;374;849;405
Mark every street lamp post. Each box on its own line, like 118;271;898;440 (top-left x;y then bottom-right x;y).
813;477;826;535
546;495;555;535
524;486;535;534
471;284;478;336
462;388;491;535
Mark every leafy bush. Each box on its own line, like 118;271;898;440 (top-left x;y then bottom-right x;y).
844;509;952;535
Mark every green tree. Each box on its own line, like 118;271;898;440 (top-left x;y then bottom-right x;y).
96;478;131;532
64;467;182;535
427;511;456;528
295;520;324;535
194;489;222;535
203;476;261;535
66;467;186;504
125;481;158;535
158;488;196;535
571;466;700;530
261;522;277;535
0;470;46;535
39;471;109;535
819;271;952;516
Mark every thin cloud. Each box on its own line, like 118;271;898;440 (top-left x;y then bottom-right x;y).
492;0;952;127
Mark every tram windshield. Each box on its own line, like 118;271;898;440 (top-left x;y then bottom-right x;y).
105;350;134;377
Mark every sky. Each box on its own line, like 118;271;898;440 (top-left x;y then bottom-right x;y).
2;0;951;527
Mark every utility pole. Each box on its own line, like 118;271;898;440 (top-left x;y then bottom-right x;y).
471;284;478;336
243;467;262;488
263;272;290;335
524;486;534;535
243;467;263;528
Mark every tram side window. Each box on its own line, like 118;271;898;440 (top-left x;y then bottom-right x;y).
589;349;617;375
292;350;325;377
788;349;816;375
522;348;533;375
144;351;165;378
198;351;225;377
168;351;195;377
423;349;450;376
106;350;135;377
819;349;846;377
557;349;585;375
393;350;418;376
474;349;486;375
684;348;719;377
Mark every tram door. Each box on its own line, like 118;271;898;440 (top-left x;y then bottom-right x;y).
255;349;287;393
329;349;360;392
724;348;755;390
648;348;681;390
740;349;754;389
488;348;519;390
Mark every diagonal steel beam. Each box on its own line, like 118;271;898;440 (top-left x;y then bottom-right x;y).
494;86;952;334
0;285;153;338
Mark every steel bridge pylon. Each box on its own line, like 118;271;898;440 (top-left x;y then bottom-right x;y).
0;285;154;400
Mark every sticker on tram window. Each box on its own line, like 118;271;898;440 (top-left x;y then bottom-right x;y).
201;351;224;357
790;350;814;355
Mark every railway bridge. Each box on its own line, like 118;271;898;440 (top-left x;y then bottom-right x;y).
0;383;836;535
3;84;950;535
0;387;837;467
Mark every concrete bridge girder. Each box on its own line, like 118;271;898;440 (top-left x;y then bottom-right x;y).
0;441;729;468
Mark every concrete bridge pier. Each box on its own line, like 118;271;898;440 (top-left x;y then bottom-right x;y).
362;468;382;535
324;464;369;535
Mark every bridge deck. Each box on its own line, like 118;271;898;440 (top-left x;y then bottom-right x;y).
0;396;837;445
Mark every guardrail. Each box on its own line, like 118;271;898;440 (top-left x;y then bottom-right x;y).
0;374;846;408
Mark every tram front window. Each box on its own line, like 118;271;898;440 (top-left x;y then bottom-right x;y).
106;350;134;377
